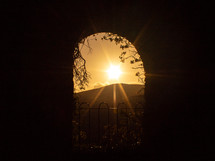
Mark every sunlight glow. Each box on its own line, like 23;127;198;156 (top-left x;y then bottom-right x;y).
107;65;122;80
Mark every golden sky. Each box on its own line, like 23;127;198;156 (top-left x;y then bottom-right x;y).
75;33;145;92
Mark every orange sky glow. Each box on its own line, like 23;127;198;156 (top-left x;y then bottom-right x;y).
75;32;145;92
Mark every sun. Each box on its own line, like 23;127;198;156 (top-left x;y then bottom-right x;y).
106;64;122;80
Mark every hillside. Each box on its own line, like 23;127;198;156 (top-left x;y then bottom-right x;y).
74;83;145;108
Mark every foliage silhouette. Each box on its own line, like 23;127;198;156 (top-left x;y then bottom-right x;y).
71;102;144;151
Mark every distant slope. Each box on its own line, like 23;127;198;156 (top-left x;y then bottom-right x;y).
74;83;145;108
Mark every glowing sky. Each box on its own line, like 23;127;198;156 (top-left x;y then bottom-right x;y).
75;32;145;92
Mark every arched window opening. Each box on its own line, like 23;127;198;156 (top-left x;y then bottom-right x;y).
73;32;145;93
72;32;145;151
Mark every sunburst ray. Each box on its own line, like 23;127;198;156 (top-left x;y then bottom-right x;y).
118;83;134;114
90;86;105;107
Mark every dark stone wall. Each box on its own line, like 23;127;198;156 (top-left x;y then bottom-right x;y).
1;0;213;160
